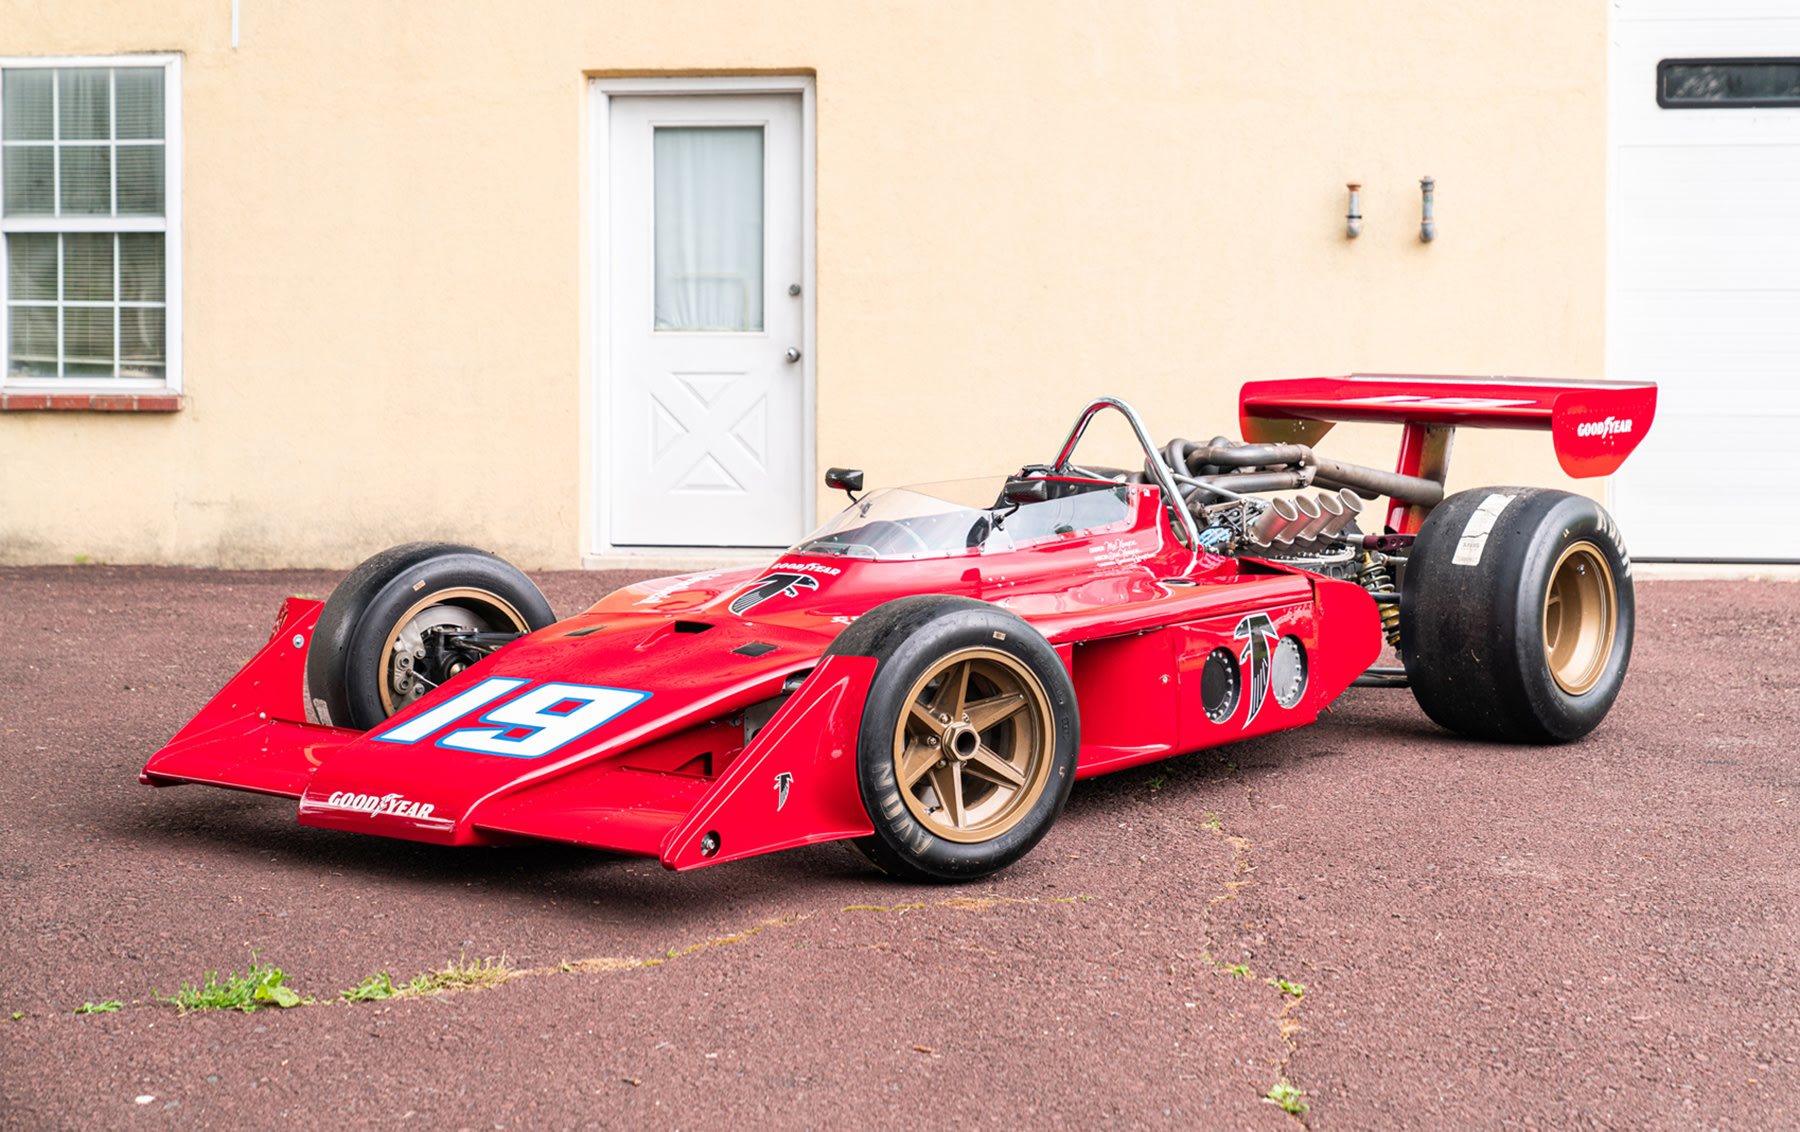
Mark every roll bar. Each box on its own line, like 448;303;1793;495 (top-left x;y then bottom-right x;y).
1051;396;1204;561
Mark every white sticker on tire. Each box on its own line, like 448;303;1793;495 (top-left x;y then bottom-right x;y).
1451;494;1517;567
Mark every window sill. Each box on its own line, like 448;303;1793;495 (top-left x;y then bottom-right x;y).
0;392;183;412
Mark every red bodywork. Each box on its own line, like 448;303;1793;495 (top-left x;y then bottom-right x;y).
143;376;1649;872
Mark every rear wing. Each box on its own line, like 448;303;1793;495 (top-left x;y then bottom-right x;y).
1238;375;1656;532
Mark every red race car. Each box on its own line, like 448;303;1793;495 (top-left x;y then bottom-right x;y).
142;376;1655;881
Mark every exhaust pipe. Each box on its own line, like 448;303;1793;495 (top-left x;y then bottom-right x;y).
1185;440;1313;471
1310;456;1442;508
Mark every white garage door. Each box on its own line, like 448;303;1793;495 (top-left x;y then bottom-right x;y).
1611;2;1800;561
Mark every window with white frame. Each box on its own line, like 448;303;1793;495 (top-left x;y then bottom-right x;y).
1;56;180;388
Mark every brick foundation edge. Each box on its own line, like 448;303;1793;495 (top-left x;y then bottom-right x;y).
0;393;183;412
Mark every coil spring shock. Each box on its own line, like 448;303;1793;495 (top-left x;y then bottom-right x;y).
1357;552;1402;649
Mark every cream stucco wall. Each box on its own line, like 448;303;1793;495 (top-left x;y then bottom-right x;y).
0;1;1607;568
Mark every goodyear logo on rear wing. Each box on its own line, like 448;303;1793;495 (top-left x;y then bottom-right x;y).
1575;416;1633;438
371;677;650;759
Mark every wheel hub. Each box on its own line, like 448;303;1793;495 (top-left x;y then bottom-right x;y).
378;587;530;717
1542;541;1618;696
943;722;980;761
890;647;1055;844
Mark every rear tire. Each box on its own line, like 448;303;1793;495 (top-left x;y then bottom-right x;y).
1400;488;1633;743
307;542;555;730
824;595;1078;882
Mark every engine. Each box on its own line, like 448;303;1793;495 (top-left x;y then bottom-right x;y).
1117;433;1424;647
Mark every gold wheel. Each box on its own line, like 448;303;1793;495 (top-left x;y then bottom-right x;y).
376;587;530;717
1542;541;1617;696
890;647;1056;844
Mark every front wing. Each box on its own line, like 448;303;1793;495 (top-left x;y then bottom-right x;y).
142;599;876;870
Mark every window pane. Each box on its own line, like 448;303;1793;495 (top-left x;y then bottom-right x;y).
121;307;164;372
2;145;53;215
58;69;110;140
59;145;110;214
654;126;764;332
64;233;114;301
2;70;53;140
116;145;163;215
120;233;164;301
7;233;57;300
62;306;115;377
114;68;164;140
8;306;56;376
1660;59;1800;107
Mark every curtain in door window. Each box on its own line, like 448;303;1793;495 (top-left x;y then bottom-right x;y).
653;126;763;332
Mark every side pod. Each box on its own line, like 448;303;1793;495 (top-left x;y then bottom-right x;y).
660;654;878;869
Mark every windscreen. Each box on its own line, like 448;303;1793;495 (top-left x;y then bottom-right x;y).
793;478;1136;561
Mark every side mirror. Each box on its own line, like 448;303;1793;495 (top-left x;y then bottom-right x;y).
824;467;863;493
1002;477;1051;505
825;467;864;501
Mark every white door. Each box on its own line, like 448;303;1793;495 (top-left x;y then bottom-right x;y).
605;93;809;548
1611;3;1800;560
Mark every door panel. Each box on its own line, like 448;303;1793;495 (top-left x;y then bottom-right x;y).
607;94;807;548
1611;5;1800;559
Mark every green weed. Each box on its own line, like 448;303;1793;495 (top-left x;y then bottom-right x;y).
1224;963;1254;978
1201;812;1223;830
1268;978;1306;997
74;1001;121;1014
341;972;399;1003
1265;1079;1309;1114
1147;775;1166;792
160;959;304;1013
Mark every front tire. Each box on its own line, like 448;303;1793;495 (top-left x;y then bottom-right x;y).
824;596;1079;882
1400;488;1634;743
307;542;556;730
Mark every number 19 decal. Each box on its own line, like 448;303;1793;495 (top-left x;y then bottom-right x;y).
372;677;649;759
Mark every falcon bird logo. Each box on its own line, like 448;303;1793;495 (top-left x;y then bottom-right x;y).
1234;613;1280;727
729;573;820;616
774;771;794;812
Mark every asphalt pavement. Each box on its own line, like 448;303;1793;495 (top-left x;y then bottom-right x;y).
1;565;1795;1130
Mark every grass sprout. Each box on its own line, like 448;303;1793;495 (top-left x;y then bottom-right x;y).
1265;1078;1309;1114
74;1001;122;1014
160;959;305;1013
341;972;399;1003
